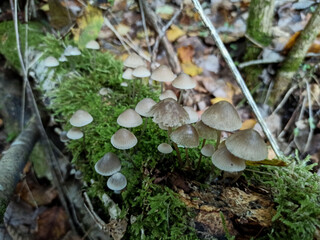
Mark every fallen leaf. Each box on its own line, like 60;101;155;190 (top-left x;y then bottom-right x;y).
177;45;194;64
36;206;69;240
156;4;175;20
72;5;104;49
48;0;75;30
240;119;257;130
210;97;232;105
246;158;287;167
166;25;186;42
115;23;131;36
181;62;202;76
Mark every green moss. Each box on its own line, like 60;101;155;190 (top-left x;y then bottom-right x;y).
246;153;320;240
279;57;303;73
0;21;44;71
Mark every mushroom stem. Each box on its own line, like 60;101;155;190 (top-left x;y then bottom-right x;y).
196;139;207;170
167;127;173;143
132;80;136;99
185;148;190;168
178;89;185;104
172;142;183;167
216;130;221;149
139;117;149;139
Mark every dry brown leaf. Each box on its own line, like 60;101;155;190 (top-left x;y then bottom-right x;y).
36;206;69;240
177;45;194;64
115;23;131;36
166;25;186;42
240;119;257;130
181;62;202;76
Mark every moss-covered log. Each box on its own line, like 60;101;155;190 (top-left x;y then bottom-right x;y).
0;118;39;222
243;0;274;89
269;4;320;105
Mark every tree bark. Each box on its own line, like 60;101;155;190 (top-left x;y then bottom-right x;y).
269;4;320;105
243;0;275;89
0;118;39;221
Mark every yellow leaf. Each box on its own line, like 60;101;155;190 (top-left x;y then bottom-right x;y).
181;63;202;76
240;119;257;130
116;23;131;36
177;45;194;64
246;159;287;167
166;25;186;42
40;4;50;11
72;5;103;49
210;97;232;105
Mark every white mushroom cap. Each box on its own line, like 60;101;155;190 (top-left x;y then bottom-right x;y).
94;152;121;176
151;65;176;82
132;66;151;78
158;123;168;130
124;53;145;68
183;106;198;124
159;90;177;101
58;55;67;62
201;144;215;157
86;40;100;50
211;145;246;172
99;87;111;96
225;129;268;161
170;124;199;148
67;127;83;140
172;73;196;90
44;56;59;67
122;68;134;80
69;110;93;127
117;109;143;128
135;98;157;117
111;128;137;149
201;101;242;132
107;172;127;191
157;143;173;154
64;45;74;56
70;47;81;56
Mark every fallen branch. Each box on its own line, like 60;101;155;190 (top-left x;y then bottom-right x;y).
191;0;282;158
0;118;39;211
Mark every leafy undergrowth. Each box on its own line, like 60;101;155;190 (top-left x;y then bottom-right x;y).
45;34;320;239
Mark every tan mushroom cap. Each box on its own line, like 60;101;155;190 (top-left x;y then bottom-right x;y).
122;68;134;80
183;106;198;124
159;90;177;101
132;66;151;78
117;109;143;128
44;56;59;67
172;73;196;90
66;127;83;140
85;40;100;50
211;145;246;172
157;143;173;154
170;124;199;148
94;152;121;176
158;123;168;130
194;121;218;140
225;129;268;161
124;53;145;68
151;65;176;82
201;144;215;157
148;98;189;128
111;128;137;150
135;98;157;117
201;101;241;132
70;110;93;127
107;172;127;191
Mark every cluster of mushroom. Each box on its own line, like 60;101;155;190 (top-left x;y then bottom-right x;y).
66;109;93;140
43;40;100;67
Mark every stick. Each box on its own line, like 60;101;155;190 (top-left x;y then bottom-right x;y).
192;0;282;158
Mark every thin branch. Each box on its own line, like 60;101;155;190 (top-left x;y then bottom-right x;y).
304;80;314;152
271;84;298;115
139;0;152;57
192;0;282;158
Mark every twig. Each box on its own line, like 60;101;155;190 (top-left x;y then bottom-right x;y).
238;58;283;68
304;80;314;152
192;0;282;158
151;4;183;67
138;0;152;57
271;84;298;115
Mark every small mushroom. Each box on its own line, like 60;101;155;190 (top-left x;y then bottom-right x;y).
159;90;177;101
183;106;198;124
124;53;145;68
44;56;59;67
172;73;196;104
69;110;93;127
151;65;176;93
107;172;127;194
85;40;100;50
117;109;143;128
157;143;173;154
132;66;151;88
94;152;121;176
201;144;215;157
122;68;134;80
66;127;83;140
111;128;137;150
225;129;268;161
135;98;157;137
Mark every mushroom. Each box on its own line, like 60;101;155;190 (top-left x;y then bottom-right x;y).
58;55;67;62
201;144;215;157
183;106;198;124
94;152;121;176
66;127;83;140
225;129;268;161
117;109;143;128
123;53;145;68
70;110;93;127
132;66;151;85
201;101;241;148
170;124;199;167
111;128;138;150
150;65;176;93
157;143;173;154
159;90;177;101
135;98;156;136
172;73;196;104
44;56;59;67
85;40;100;50
107;172;127;194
